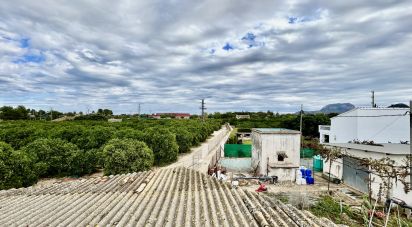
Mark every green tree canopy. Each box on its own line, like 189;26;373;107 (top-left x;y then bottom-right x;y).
22;138;86;177
0;142;37;189
102;138;154;175
143;128;179;165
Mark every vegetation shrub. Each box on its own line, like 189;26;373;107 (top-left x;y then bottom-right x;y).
102;138;154;175
0;142;38;189
0;119;222;188
22;138;88;177
171;128;194;153
0;126;47;149
143;128;179;165
114;128;145;140
310;195;355;224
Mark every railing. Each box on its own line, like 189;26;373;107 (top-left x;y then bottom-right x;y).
319;125;331;131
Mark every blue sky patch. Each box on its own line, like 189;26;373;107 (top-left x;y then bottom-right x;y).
20;38;30;48
241;32;256;42
222;43;234;51
14;52;46;64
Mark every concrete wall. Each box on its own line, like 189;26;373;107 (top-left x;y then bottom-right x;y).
323;147;411;206
252;132;300;181
219;158;252;172
323;158;343;179
330;109;358;143
329;108;409;143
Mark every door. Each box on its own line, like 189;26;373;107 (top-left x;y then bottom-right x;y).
343;156;369;193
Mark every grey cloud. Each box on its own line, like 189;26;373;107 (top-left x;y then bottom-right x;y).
0;0;411;113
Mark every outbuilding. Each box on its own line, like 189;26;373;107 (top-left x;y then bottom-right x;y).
323;143;411;206
251;128;301;182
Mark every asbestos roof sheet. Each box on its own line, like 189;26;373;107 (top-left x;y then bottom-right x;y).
0;167;337;227
326;143;410;155
252;128;301;134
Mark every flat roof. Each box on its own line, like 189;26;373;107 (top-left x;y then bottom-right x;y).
326;143;410;155
252;128;301;134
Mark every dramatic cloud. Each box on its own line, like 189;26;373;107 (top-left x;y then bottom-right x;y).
0;0;411;114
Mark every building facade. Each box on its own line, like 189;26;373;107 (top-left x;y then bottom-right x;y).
251;128;301;182
323;143;411;206
319;107;409;144
236;114;251;119
319;107;411;206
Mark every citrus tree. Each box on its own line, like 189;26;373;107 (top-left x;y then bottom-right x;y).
102;138;154;175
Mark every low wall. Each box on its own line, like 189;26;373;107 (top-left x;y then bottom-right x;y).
219;158;252;172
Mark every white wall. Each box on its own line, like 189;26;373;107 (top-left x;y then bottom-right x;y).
220;158;252;172
323;158;343;179
356;109;409;143
330;109;358;143
329;108;409;143
324;146;411;206
253;132;300;181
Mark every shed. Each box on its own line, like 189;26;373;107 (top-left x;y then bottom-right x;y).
251;128;301;182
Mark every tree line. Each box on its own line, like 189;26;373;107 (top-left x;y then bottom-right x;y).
208;111;334;138
0;105;114;121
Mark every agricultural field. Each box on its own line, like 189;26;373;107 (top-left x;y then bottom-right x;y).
0;119;222;190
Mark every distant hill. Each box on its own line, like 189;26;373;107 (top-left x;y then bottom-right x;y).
303;103;355;114
319;103;355;114
387;103;409;108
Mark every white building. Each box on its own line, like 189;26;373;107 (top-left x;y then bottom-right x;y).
236;114;250;119
319;107;411;206
323;143;411;206
251;128;301;182
108;118;122;123
319;107;409;144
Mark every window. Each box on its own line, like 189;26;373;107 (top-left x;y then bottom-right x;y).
277;151;288;162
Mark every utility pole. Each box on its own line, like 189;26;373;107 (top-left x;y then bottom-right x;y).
371;91;375;107
300;104;304;158
138;103;141;119
410;100;411;185
200;99;206;122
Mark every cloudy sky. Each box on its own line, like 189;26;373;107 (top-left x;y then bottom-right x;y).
0;1;411;114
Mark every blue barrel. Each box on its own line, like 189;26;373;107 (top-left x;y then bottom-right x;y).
306;177;314;185
300;169;306;177
305;169;312;177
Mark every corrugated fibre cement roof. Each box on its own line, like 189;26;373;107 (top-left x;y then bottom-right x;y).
0;167;338;227
252;128;301;134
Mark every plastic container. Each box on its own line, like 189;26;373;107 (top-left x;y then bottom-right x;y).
305;169;312;177
306;177;314;185
313;155;324;172
300;169;306;177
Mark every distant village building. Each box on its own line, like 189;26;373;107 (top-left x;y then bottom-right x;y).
319;107;411;206
149;113;191;119
108;118;122;123
236;114;250;119
251;128;301;182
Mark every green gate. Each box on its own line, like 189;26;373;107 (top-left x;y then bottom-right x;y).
300;148;315;158
224;144;252;157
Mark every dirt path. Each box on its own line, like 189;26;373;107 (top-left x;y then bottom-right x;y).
164;125;232;172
